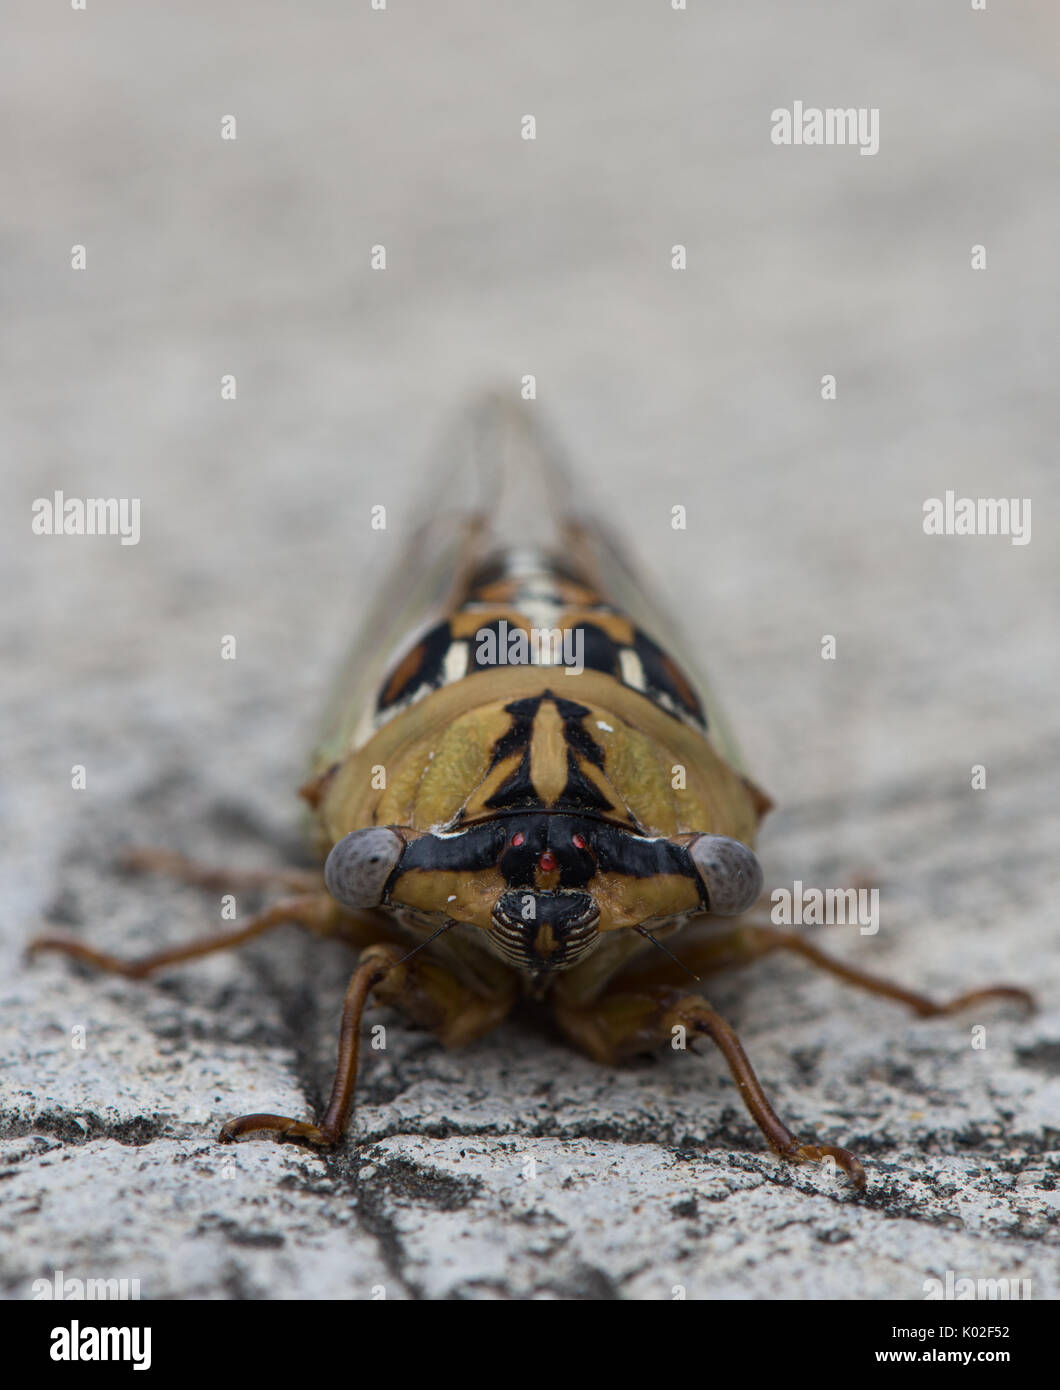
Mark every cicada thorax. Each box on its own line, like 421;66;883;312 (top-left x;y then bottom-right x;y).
309;541;769;990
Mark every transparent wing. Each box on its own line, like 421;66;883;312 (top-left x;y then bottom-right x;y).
311;392;569;765
562;497;751;774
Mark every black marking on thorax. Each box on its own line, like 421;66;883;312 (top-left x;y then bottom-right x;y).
393;812;699;891
483;690;613;817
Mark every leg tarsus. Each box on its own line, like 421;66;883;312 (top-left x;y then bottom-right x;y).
786;1142;867;1188
915;983;1035;1018
218;1114;334;1146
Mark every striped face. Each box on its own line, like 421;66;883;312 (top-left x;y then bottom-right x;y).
388;805;705;976
315;549;768;985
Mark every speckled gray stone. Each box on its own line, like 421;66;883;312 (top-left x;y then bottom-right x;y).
2;0;1058;1301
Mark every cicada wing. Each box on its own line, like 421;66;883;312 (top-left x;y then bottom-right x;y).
563;507;752;775
312;394;751;779
311;394;573;768
459;400;749;769
311;486;478;771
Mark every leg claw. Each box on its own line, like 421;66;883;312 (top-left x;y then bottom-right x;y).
790;1142;867;1189
219;1113;335;1147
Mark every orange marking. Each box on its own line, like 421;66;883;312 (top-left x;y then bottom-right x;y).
661;652;701;713
382;642;426;705
559;609;635;644
450;608;533;639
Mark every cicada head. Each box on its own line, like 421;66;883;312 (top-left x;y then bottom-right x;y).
323;815;762;979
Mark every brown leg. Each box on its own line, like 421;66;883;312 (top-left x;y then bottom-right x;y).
28;891;344;980
681;995;866;1188
554;983;866;1188
221;942;517;1147
555;984;872;1189
118;846;321;895
614;924;1034;1016
220;951;387;1146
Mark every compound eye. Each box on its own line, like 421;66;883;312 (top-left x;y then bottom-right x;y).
688;834;762;917
572;833;587;850
324;827;404;909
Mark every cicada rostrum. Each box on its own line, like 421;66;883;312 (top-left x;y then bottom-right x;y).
32;396;1032;1189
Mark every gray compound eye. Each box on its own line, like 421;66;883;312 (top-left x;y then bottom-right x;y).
324;827;404;909
688;834;763;917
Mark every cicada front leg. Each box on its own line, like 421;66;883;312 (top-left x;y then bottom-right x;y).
553;981;867;1188
219;951;389;1147
562;923;1034;1189
222;943;518;1147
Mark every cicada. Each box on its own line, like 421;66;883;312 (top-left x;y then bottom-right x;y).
32;397;1032;1188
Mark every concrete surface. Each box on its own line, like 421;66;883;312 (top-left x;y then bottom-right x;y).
2;1;1058;1299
